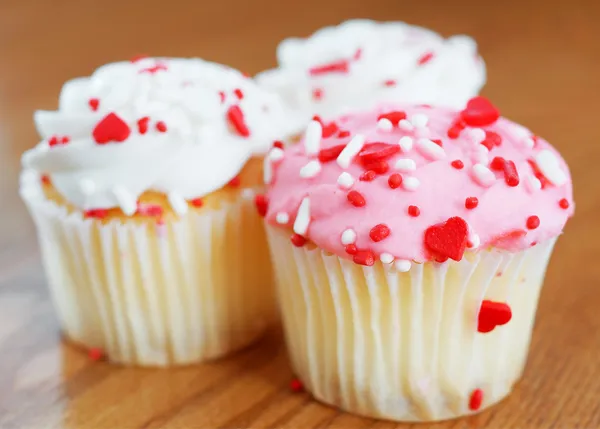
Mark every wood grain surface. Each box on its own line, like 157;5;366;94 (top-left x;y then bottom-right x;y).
1;0;599;428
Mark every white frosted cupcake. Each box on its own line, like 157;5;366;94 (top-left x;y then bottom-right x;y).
257;19;486;122
20;57;301;366
263;97;573;421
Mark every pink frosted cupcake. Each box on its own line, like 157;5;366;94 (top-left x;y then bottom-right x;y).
262;97;573;421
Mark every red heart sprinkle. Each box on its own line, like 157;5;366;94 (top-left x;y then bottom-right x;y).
88;98;100;111
477;300;512;333
460;96;500;126
503;160;520;187
347;190;366;207
291;234;307;247
369;224;391;242
377;111;407;126
254;194;268;217
353;250;375;266
318;144;346;163
424;216;469;261
227;105;250;137
388;173;403;189
93;113;131;144
469;389;484;411
359;142;400;164
309;60;349;76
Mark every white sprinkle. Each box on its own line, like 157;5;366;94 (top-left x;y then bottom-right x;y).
293;197;311;235
337;172;355;189
524;174;542;193
472;145;489;165
395;259;411;272
299;160;322;178
416;138;446;160
167;192;188;216
466;128;486;144
112;186;137;216
522;137;535;149
303;120;322;155
534;150;567;185
263;158;273;184
268;147;284;162
341;228;357;245
398;136;414;152
276;212;289;224
410;113;429;128
336;134;365;168
398;119;414;132
394;158;417;172
377;118;393;132
79;178;96;195
380;253;394;264
472;164;496;187
241;188;255;199
403;176;420;191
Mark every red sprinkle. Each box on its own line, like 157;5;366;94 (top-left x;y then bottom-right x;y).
559;198;570;209
527;159;551;189
460;96;500;126
359;170;377;182
255;194;269;217
93;113;131;144
88;98;100;111
424;216;469;262
155;121;167;133
234;88;244;100
353;48;363;60
370;224;391;242
431;139;443;147
362;160;389;174
139;63;168;74
136;203;163;217
503;160;520;187
526;215;540;230
490;157;506;171
41;175;51;185
318;144;346;163
447;119;467;139
359;142;400;163
417;51;434;65
345;244;358;255
478;300;512;333
377;111;407;126
84;209;109;219
48;136;59;147
482;130;502;150
190;198;204;208
469;389;484;411
353;250;375;266
290;378;304;392
219;91;226;103
228;176;241;187
347;190;366;207
309;60;349;76
291;234;307;247
322;121;339;138
273;141;285;150
312;88;324;101
451;160;464;170
388;173;403;189
88;348;105;361
383;79;397;87
137;117;150;134
227;105;250;137
465;197;479;209
408;205;420;217
337;130;350;138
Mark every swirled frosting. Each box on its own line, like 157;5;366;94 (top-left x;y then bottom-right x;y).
22;57;303;215
257;19;486;121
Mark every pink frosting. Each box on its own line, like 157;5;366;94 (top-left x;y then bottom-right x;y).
264;99;574;264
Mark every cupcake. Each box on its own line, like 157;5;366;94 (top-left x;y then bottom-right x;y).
257;19;486;122
262;97;573;421
20;57;301;366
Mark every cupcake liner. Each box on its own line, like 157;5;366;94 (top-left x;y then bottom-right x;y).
266;226;556;422
21;173;275;366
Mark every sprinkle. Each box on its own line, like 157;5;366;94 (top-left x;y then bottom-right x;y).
359;143;400;163
321;121;339;138
41;175;51;186
234;88;244;100
503;160;520;187
291;234;307;247
534;150;567;186
395;260;411;272
377;118;393;132
416;138;446;160
341;229;357;245
137;117;150;134
268;147;285;162
337;130;350;138
79;179;96;195
408;205;420;217
337;172;355;189
299;160;322;179
410;113;429;128
155;121;167;133
254;195;268;217
526;215;540;230
312;88;323;100
273;141;285;150
402;176;420;191
345;244;358;255
363;160;389;174
309;60;349;76
482;130;502;150
353;48;362;60
395;158;416;172
398;119;414;132
398;136;414;152
112;186;137;216
319;144;347;163
424;217;469;262
478;300;512;333
469;389;484;411
559;198;570;209
219;91;226;103
48;136;60;147
290;378;304;392
522;137;535;149
136;203;164;217
303;120;323;155
293;197;311;235
461;96;500;126
472;164;496;187
167;192;188;216
388;173;403;189
490;156;506;171
89;98;100;111
380;253;394;264
378;111;407;126
524;175;542;193
139;63;168;74
417;51;434;65
93;113;131;144
227;105;250;137
190;198;203;208
451;160;464;170
370;224;391;242
227;176;241;187
383;79;397;87
359;171;376;181
337;134;365;168
84;209;108;219
88;348;105;361
347;190;366;207
465;197;479;209
353;250;375;266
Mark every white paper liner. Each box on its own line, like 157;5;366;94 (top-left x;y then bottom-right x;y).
266;226;557;422
21;174;275;366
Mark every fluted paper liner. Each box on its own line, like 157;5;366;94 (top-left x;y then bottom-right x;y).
21;175;275;366
266;226;556;422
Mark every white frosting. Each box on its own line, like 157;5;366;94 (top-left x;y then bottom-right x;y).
256;19;486;121
23;57;303;212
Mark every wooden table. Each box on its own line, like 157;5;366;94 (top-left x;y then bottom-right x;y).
1;0;599;427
